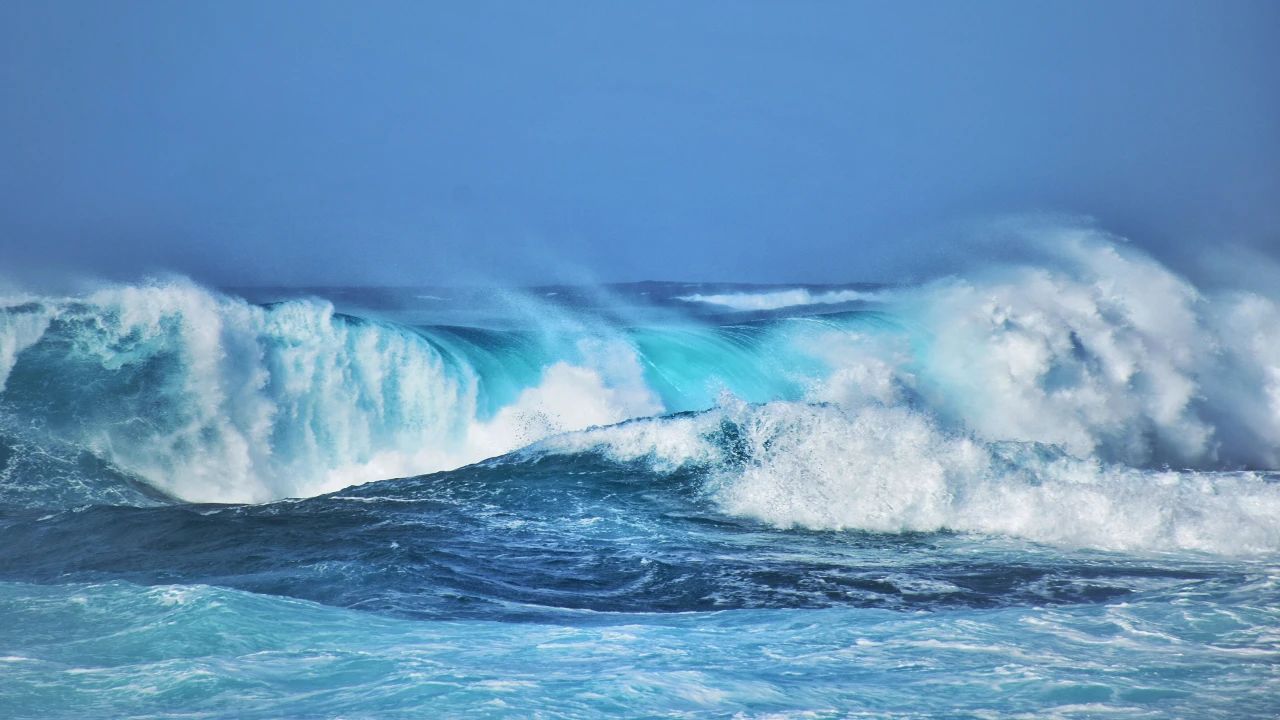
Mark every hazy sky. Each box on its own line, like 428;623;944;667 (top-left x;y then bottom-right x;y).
1;1;1277;286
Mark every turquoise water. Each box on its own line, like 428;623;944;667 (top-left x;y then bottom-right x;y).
3;568;1276;718
2;235;1280;717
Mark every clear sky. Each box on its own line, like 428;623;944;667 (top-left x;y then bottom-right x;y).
1;1;1277;286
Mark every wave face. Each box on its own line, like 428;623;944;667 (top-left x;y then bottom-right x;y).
3;225;1280;718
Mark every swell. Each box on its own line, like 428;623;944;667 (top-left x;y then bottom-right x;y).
5;577;1275;720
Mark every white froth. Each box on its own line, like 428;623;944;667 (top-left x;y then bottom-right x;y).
676;288;882;311
547;400;1280;555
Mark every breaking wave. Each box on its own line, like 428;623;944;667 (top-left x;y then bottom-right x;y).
2;223;1279;557
0;283;659;502
535;399;1280;554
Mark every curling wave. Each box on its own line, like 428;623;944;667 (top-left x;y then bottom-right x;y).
0;282;659;502
1;225;1279;523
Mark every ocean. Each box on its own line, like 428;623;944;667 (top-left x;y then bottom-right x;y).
1;230;1277;718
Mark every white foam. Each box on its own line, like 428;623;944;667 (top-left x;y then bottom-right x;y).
541;400;1280;555
676;288;882;311
792;229;1280;470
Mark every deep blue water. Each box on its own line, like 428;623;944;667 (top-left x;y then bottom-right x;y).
2;236;1279;717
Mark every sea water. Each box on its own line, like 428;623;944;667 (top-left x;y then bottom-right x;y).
1;228;1277;718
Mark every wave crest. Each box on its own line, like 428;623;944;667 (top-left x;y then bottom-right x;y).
536;399;1280;555
0;281;659;502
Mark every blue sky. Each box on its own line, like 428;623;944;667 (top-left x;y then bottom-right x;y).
1;1;1277;286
